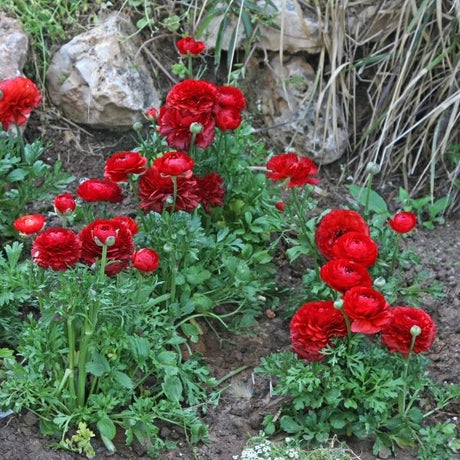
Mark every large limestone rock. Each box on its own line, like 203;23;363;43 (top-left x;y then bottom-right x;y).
0;13;29;80
241;55;348;164
46;14;160;130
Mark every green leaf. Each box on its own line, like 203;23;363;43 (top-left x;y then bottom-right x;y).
6;168;28;182
0;348;14;359
184;266;211;285
113;371;134;389
280;415;302;434
97;415;116;441
162;375;183;402
347;184;388;214
86;353;110;377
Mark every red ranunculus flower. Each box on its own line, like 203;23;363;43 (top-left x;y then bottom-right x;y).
315;209;370;260
158;106;215;150
197;172;225;213
216;85;246;111
381;306;436;355
166;79;218;115
153;151;194;177
0;76;42;131
53;193;76;216
275;201;285;212
389;211;417;233
331;232;379;267
266;153;319;188
104;151;148;182
79;219;134;276
343;286;391;334
145;107;158;121
138;166;201;213
320;259;372;293
132;248;160;272
176;36;206;55
14;214;46;236
214;108;242;131
31;228;81;271
111;216;138;235
77;178;124;203
290;300;348;361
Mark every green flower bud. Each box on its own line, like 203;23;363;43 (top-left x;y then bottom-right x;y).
333;299;344;310
373;276;386;288
132;121;143;132
365;161;380;175
410;325;422;337
189;122;203;134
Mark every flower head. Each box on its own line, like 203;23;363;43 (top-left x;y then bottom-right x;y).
104;151;148;182
0;76;42;131
145;107;158;121
389;211;417;233
166;79;218;115
77;178;124;203
176;37;206;56
266;153;319;188
331;232;378;267
315;209;370;260
290;300;347;361
381;307;436;355
197;172;225;213
153;151;194;177
14;214;46;236
53;193;76;216
320;259;372;293
32;228;81;271
132;248;160;272
111;216;138;235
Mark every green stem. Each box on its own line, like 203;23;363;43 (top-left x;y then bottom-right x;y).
169;251;177;305
187;56;193;77
99;244;108;280
364;173;373;216
399;334;417;415
390;233;402;272
66;317;77;400
171;176;178;213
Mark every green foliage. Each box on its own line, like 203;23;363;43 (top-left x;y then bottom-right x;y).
256;338;460;459
0;133;74;241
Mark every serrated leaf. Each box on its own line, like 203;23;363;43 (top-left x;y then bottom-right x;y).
162;375;183;402
113;371;133;389
280;415;302;433
184;266;211;285
86;353;110;377
6;168;28;182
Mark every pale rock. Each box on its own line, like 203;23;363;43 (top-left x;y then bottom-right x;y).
0;13;29;80
46;14;160;130
242;55;348;164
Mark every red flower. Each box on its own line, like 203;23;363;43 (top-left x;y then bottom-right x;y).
197;172;225;213
14;214;46;236
31;228;81;271
343;286;391;334
389;211;417;233
132;248;160;272
176;37;206;56
0;76;42;131
331;232;378;267
275;201;285;212
290;300;348;361
104;151;148;182
216;86;246;111
77;178;124;203
320;259;372;293
111;216;138;235
138;166;201;213
214;108;242;131
266;153;319;188
79;219;134;276
381;307;436;355
166;79;218;115
158;106;215;150
153;151;194;177
145;107;158;121
315;209;370;260
53;193;76;216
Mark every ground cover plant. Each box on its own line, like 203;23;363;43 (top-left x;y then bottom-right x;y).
0;2;459;459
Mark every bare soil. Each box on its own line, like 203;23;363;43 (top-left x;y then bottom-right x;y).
0;113;458;460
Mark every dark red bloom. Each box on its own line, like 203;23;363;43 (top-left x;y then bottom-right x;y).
138;166;201;213
290;300;348;361
315;209;370;260
166;79;218;115
389;211;417;233
153;151;194;177
158;106;215;150
216;86;246;111
176;37;206;55
76;178;124;203
266;153;319;188
275;201;285;212
197;172;225;213
343;286;391;334
214;108;242;131
111;216;138;235
104;151;148;182
381;307;436;355
320;259;372;293
14;214;46;236
31;228;81;271
331;232;378;267
53;193;76;215
79;219;134;276
0;76;42;131
132;248;160;272
145;107;158;121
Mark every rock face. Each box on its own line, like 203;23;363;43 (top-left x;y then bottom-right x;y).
241;55;348;165
0;13;29;80
46;14;160;130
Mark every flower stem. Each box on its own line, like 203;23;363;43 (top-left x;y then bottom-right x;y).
99;244;108;280
66;317;77;400
364;173;373;216
390;233;402;272
171;176;178;213
399;333;418;415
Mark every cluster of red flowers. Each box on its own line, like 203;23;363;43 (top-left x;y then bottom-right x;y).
290;208;435;360
158;79;246;150
0;76;42;131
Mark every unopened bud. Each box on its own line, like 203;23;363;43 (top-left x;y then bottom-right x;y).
365;161;380;176
410;325;422;337
132;121;143;132
333;299;344;310
189;122;203;134
373;277;386;288
94;235;116;247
